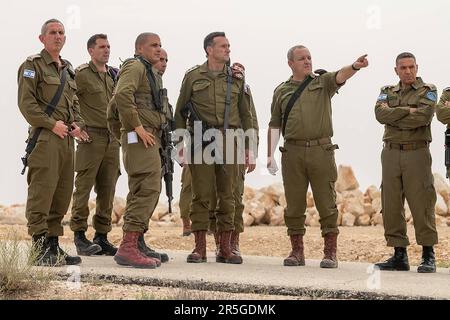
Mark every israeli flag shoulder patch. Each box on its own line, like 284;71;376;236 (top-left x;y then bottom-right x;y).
426;91;437;102
23;69;35;79
377;93;388;102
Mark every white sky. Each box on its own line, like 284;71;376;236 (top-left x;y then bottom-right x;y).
1;0;450;205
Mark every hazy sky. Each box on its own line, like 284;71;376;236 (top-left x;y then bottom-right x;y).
1;0;450;205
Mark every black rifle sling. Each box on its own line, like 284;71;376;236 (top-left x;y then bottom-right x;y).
25;66;68;155
281;76;314;137
137;56;162;110
223;66;233;130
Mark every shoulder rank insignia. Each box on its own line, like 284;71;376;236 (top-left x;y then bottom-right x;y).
425;91;437;102
444;87;450;92
185;65;200;74
26;54;41;62
76;63;89;72
381;85;393;91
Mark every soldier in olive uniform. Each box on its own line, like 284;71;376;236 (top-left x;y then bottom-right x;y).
208;63;259;257
175;32;257;264
375;52;438;273
111;33;170;269
268;45;368;269
18;19;89;266
70;34;120;256
436;87;450;177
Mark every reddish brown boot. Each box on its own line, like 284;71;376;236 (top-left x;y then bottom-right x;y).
216;231;243;264
283;234;305;266
182;217;192;237
230;231;241;256
114;232;158;269
320;233;338;268
187;231;207;263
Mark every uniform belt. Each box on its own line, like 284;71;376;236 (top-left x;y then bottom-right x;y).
384;141;429;150
286;137;332;147
85;126;110;135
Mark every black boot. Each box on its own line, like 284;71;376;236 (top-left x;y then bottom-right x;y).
48;236;82;265
93;232;118;256
31;234;64;267
74;231;102;256
375;247;410;271
417;246;436;273
137;234;168;263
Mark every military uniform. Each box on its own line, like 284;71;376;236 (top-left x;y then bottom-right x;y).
175;62;255;263
113;57;167;233
436;87;450;177
70;61;120;235
18;49;83;238
375;77;438;248
269;72;342;238
179;165;192;221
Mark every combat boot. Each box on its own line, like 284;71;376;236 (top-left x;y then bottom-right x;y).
182;217;192;236
320;233;338;268
230;231;241;256
187;231;207;263
417;246;436;273
283;234;305;266
31;234;64;267
216;230;243;264
375;247;410;271
137;234;167;264
93;232;117;256
48;236;82;265
114;232;158;269
74;231;102;256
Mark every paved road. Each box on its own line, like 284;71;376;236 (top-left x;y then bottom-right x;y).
54;247;450;299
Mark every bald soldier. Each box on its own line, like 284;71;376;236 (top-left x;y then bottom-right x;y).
70;34;120;256
18;19;89;266
268;45;368;268
374;52;438;273
111;33;170;269
175;32;257;264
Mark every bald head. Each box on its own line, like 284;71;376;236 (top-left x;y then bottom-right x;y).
154;48;168;75
135;32;159;53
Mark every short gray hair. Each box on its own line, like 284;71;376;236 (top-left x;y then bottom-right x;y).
41;19;64;36
287;45;307;61
396;52;416;65
135;32;159;52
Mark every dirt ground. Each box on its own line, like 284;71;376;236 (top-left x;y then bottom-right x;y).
2;224;449;300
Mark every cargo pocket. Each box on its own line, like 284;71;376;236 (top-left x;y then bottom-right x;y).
74;142;97;172
423;178;437;227
27;129;50;168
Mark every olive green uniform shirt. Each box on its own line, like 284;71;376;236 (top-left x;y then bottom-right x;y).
436;87;450;128
113;57;166;131
269;72;342;141
175;62;254;131
18;49;83;130
75;61;114;128
374;77;436;142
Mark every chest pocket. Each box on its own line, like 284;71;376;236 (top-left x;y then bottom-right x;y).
387;94;400;107
67;79;77;92
192;80;211;101
86;85;103;94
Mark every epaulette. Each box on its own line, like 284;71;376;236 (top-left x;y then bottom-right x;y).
314;69;327;76
119;57;138;69
26;54;41;62
423;83;437;91
75;63;89;73
381;85;394;91
444;87;450;92
185;65;200;75
273;81;286;93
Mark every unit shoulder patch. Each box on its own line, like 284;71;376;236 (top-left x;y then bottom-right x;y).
425;91;438;102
